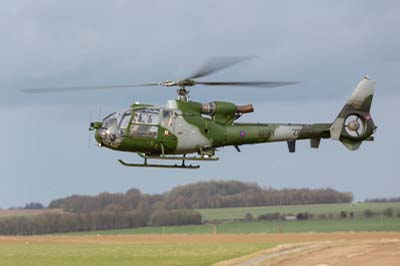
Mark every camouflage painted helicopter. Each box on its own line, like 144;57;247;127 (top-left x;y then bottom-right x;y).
24;57;377;169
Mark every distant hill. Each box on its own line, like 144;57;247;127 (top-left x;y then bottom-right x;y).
164;181;353;209
49;180;353;212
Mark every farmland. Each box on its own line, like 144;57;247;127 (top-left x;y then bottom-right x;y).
60;201;400;237
197;202;400;221
69;217;400;235
0;233;399;266
1;202;400;266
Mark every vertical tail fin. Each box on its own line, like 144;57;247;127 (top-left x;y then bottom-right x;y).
330;76;377;150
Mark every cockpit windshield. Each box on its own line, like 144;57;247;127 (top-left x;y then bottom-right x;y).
99;109;132;146
102;109;131;130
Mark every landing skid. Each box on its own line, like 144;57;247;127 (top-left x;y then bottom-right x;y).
118;159;200;169
137;153;219;161
118;153;219;169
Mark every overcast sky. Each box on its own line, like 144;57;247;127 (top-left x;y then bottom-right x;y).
1;1;399;207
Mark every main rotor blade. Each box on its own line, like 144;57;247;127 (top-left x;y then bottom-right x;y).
195;81;300;88
187;56;255;79
21;83;160;94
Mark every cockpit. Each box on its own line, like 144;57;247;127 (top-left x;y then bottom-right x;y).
129;109;160;138
97;107;173;147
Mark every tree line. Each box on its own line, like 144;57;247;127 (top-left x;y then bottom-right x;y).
0;208;201;235
364;197;400;203
49;181;353;212
248;206;400;222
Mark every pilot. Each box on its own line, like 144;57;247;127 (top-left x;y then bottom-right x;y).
131;113;143;136
134;113;143;123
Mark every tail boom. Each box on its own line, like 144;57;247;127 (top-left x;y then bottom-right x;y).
222;77;377;152
224;123;331;147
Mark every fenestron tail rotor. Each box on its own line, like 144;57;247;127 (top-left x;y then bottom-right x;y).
20;56;299;101
344;114;366;138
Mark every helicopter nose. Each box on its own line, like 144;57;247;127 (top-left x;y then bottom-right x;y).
90;121;104;146
95;128;105;146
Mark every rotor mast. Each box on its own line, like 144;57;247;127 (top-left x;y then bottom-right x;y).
160;79;195;101
177;80;195;101
177;87;189;101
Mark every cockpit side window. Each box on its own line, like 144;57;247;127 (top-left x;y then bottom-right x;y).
130;108;160;138
161;109;174;128
132;109;160;125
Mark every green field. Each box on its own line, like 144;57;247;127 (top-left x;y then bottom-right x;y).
70;217;400;236
68;224;214;235
0;241;274;266
215;218;400;233
197;202;400;221
63;202;400;236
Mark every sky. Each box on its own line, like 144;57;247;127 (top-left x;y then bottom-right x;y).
0;1;399;207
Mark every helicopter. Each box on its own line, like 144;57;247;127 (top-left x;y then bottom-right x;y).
23;57;377;169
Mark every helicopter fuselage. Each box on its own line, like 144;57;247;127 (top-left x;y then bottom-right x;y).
92;97;372;157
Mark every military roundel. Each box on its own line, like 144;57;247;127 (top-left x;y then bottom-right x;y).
240;131;246;137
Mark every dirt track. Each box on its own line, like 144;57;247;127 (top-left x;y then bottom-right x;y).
216;238;400;266
275;240;400;266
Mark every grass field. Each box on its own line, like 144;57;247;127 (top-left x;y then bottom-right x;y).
197;202;400;221
69;217;400;236
0;243;272;266
0;237;274;266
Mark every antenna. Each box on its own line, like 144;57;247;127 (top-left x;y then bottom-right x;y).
88;112;92;148
98;104;103;121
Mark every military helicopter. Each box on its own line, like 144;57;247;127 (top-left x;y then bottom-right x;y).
23;57;377;169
